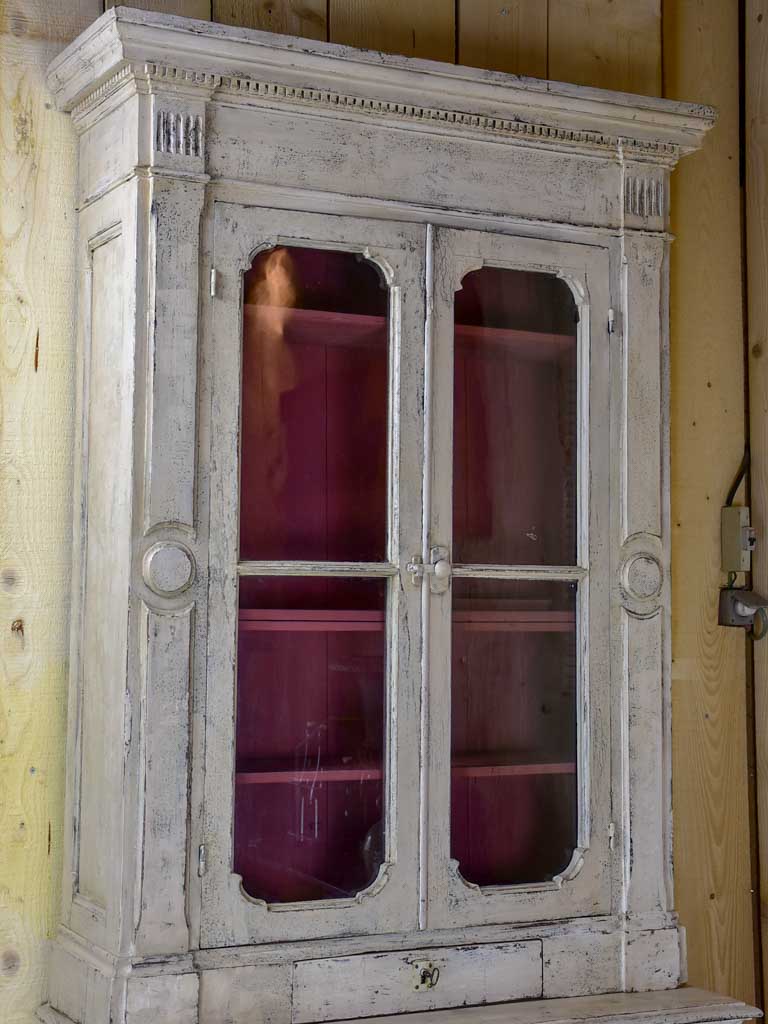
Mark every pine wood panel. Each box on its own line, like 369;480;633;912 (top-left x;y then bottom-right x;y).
548;0;661;95
0;7;102;1023
0;0;99;41
745;0;768;1000
457;1;547;78
664;0;757;1003
105;0;212;19
328;0;455;62
213;0;325;37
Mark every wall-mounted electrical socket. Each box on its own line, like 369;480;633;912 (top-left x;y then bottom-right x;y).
721;506;757;572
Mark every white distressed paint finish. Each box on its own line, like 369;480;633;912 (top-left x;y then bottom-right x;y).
144;175;206;534
134;603;194;954
542;930;622;999
38;8;739;1024
292;943;543;1022
329;988;758;1024
61;183;142;960
143;542;195;595
198;964;293;1024
621;235;666;543
75;224;128;915
624;927;683;993
124;974;199;1024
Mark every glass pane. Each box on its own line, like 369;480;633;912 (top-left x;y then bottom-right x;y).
450;579;577;886
453;267;578;566
240;246;389;562
235;577;387;903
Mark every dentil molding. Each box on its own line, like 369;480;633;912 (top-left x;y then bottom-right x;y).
47;7;715;164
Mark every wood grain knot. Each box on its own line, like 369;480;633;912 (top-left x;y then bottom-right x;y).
1;948;20;977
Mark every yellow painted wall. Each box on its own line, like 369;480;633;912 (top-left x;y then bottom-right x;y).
0;1;757;1020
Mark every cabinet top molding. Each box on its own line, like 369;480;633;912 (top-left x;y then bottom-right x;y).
47;5;713;160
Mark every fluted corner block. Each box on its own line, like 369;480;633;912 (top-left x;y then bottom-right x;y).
623;161;669;231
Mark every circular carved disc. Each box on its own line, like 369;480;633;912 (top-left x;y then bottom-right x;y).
143;543;194;596
624;554;663;601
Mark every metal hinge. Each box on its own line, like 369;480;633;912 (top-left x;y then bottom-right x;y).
608;821;616;850
210;267;218;298
608;308;616;334
198;843;207;877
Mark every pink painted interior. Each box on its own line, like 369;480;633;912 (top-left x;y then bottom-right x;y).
453;266;577;567
239;247;389;564
235;249;579;903
235;247;390;903
235;576;388;903
450;266;579;886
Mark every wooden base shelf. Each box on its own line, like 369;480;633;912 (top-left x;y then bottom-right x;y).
239;609;575;633
247;304;573;360
235;755;576;786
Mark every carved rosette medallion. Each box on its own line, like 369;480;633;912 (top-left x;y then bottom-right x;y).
143;541;195;596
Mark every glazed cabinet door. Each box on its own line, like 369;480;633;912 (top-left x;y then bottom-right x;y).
200;205;426;946
424;227;613;928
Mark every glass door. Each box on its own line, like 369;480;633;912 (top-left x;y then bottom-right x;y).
424;227;613;928
200;206;425;947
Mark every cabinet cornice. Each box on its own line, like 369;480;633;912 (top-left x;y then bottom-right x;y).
47;7;713;161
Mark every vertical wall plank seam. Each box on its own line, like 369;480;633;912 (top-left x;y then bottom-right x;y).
741;0;765;1003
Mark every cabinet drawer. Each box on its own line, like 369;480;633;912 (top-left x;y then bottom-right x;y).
291;941;543;1022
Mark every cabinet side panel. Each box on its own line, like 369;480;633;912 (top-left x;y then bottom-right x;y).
135;603;193;953
76;228;132;910
624;606;667;917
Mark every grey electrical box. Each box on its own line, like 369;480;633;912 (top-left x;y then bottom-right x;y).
721;506;757;572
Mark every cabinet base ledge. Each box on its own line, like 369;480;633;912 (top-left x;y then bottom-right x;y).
347;990;761;1024
37;1005;77;1024
39;987;759;1024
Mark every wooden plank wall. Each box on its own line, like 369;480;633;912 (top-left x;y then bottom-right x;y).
664;1;757;1003
745;0;768;1003
0;0;756;1020
0;3;101;1023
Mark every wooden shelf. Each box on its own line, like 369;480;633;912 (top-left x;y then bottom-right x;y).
239;609;384;632
236;763;383;785
245;304;574;357
235;754;576;785
452;753;576;778
239;609;574;633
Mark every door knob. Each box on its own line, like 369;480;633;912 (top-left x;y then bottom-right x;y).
433;559;451;581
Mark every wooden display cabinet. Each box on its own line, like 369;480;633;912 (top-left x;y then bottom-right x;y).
40;8;761;1024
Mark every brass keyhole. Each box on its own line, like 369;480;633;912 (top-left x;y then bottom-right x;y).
419;966;440;989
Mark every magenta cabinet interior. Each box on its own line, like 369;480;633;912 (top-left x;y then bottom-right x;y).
235;247;579;903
